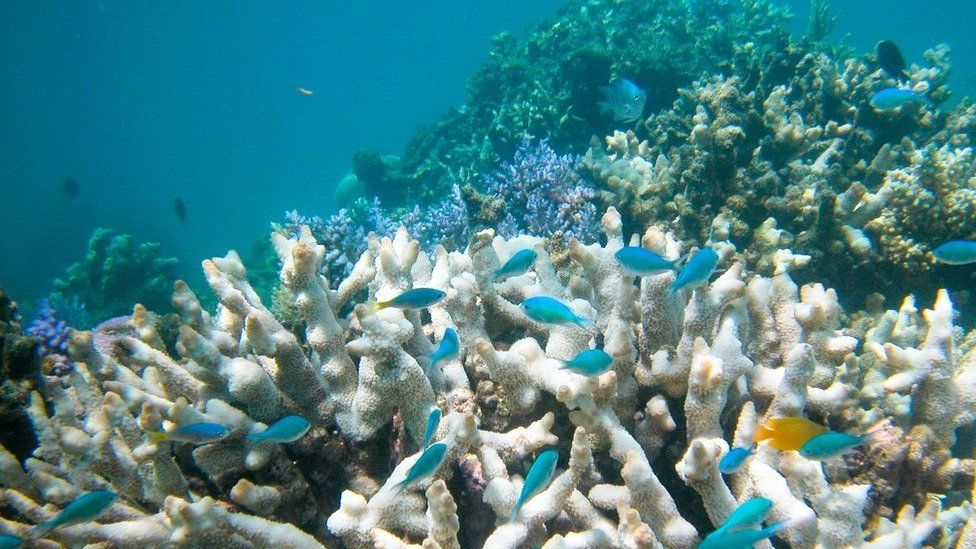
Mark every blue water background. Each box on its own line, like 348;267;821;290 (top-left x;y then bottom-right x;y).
0;0;973;308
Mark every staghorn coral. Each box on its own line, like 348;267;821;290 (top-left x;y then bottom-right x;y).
476;140;599;243
1;208;974;547
283;186;469;290
26;299;75;377
51;228;180;324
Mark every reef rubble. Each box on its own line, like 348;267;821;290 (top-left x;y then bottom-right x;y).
1;208;974;547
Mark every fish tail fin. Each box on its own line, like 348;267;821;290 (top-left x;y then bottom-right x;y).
762;520;789;538
33;520;56;537
389;477;410;497
146;430;168;443
375;300;390;311
574;316;596;330
244;432;264;444
509;504;521;523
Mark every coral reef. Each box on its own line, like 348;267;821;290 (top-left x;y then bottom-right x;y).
282;185;469;289
51;228;180;324
310;0;976;311
2;209;974;547
473;139;599;243
339;0;796;203
584;39;972;305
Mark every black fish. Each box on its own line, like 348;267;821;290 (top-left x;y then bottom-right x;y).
60;177;80;199
173;197;186;222
876;40;909;82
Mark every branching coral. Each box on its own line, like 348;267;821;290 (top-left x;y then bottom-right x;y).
2;208;973;547
283;186;470;290
26;299;74;376
476;140;599;243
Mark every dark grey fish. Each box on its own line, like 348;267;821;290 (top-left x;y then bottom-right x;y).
876;40;909;82
173;197;187;222
598;79;647;122
60;177;80;199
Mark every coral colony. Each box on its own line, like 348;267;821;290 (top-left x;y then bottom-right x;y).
3;0;976;547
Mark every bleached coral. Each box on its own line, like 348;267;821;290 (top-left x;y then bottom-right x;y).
2;208;974;547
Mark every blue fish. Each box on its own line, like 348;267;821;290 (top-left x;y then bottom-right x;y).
614;246;678;276
430;328;460;369
494;249;537;281
396;442;449;492
799;430;870;460
598;79;647;122
0;535;23;549
34;490;117;536
715;497;773;534
669;248;718;294
719;446;753;474
146;422;230;445
870;88;931;111
246;415;311;444
932;240;976;265
376;288;446;310
520;296;594;328
421;407;441;449
510;449;559;521
559;348;613;376
698;521;787;549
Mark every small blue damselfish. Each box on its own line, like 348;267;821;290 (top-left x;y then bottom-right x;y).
520;296;594;328
376;288;446;310
493;249;537;281
510;449;559;522
669;248;718;294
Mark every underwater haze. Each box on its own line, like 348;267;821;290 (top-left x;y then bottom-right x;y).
4;0;976;547
0;0;564;303
1;0;975;305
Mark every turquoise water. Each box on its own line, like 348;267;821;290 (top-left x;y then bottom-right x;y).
0;0;563;302
2;0;974;305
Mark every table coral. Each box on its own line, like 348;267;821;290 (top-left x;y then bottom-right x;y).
2;208;974;547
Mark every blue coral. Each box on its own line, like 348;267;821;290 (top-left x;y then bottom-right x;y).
27;298;74;376
486;140;599;242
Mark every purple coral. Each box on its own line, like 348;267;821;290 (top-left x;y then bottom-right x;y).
399;185;470;251
284;208;371;289
27;298;74;375
485;140;599;242
283;187;470;289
